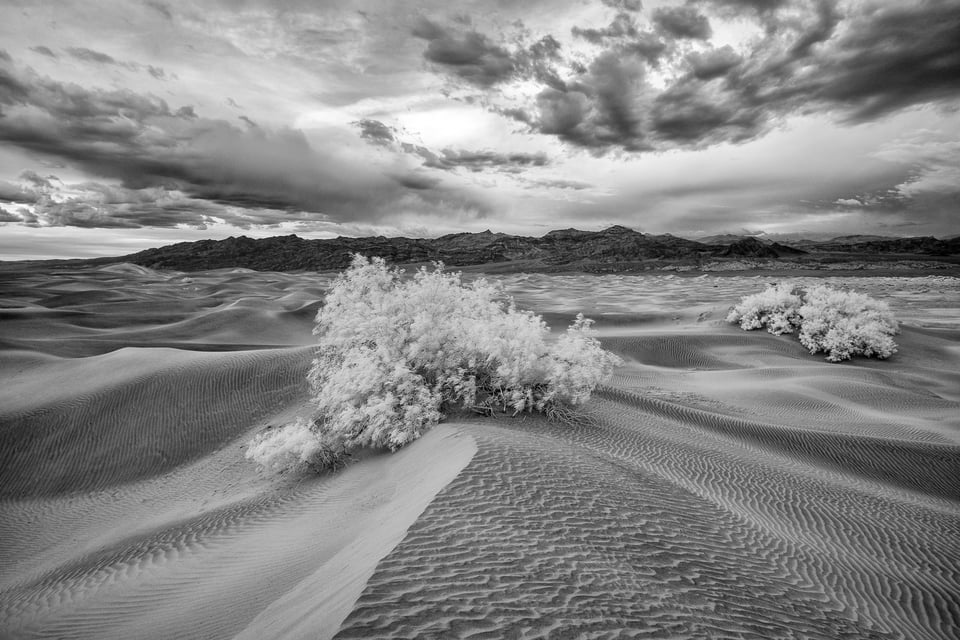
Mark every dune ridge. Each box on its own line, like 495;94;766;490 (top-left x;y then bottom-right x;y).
1;265;958;639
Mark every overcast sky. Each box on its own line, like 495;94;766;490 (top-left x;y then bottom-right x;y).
1;0;959;259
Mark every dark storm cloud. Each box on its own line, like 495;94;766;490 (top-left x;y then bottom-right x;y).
533;49;649;151
413;18;568;90
686;46;741;80
569;11;667;69
572;12;638;44
424;149;549;172
398;140;548;173
651;6;712;40
354;119;395;145
0;55;490;229
503;0;960;153
650;80;764;145
787;1;960;122
412;17;515;87
621;32;669;67
515;35;567;91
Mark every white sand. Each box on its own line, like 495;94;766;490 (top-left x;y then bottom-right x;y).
2;264;958;639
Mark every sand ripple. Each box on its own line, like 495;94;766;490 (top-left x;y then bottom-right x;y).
1;265;958;639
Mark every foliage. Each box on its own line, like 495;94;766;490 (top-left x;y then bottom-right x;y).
796;285;899;362
728;283;899;362
726;283;804;335
248;255;622;471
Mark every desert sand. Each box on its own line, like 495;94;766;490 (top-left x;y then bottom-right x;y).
1;264;958;639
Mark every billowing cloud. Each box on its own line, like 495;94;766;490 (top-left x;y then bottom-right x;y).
0;54;491;229
652;6;712;40
572;12;639;44
419;1;960;156
0;0;957;248
532;49;650;151
686;46;741;80
412;18;516;87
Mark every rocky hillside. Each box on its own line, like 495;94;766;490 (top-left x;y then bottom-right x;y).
95;226;960;273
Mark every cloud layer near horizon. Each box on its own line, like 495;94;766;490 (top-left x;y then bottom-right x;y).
1;0;958;257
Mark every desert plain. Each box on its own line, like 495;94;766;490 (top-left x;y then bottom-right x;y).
1;264;958;639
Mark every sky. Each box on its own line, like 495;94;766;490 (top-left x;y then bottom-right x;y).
1;0;959;259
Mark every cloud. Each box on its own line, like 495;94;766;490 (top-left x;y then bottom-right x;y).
601;0;642;11
533;49;649;151
422;149;549;172
649;78;764;145
66;47;120;65
145;0;173;21
788;1;960;122
412;18;568;91
0;208;23;223
686;46;741;80
412;17;515;87
29;46;57;58
0;54;491;229
524;177;592;190
0;181;40;204
652;6;712;40
64;46;172;79
496;0;960;154
835;198;863;207
354;119;395;145
572;12;638;44
701;0;790;15
0;171;60;204
874;132;960;203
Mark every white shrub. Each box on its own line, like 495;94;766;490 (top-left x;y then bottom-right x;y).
726;283;803;335
728;283;899;363
797;285;899;362
248;256;622;471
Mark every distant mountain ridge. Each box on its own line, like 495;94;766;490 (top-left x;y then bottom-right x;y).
98;226;959;273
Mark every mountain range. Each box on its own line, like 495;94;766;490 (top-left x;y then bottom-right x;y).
11;226;960;273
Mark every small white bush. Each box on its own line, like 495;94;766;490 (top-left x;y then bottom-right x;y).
725;283;803;335
797;285;899;362
248;256;622;471
728;283;899;362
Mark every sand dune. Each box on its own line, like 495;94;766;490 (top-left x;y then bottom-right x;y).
1;264;958;639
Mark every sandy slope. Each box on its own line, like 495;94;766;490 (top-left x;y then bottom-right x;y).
1;265;958;639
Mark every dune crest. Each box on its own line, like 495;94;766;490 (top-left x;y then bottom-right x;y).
2;266;958;639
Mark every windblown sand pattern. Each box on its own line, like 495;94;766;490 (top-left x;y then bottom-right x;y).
1;265;958;639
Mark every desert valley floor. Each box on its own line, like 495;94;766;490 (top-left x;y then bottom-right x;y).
1;264;959;639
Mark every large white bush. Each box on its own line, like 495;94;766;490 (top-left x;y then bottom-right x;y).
797;285;899;362
726;283;804;335
248;256;622;471
728;283;899;362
